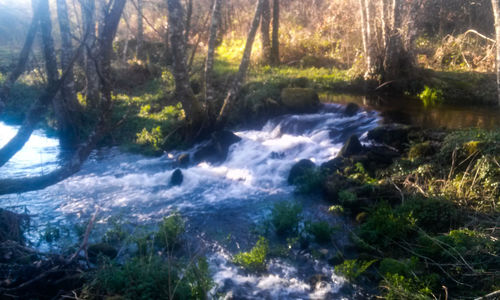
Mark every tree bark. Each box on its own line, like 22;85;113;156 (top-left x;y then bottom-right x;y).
81;0;99;108
167;0;204;128
136;0;144;59
205;0;222;104
0;0;41;115
185;0;193;45
216;0;264;127
57;0;83;146
493;0;500;105
270;0;280;65
359;0;375;79
260;0;271;64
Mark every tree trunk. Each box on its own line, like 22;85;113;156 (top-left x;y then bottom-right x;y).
205;0;222;104
167;0;204;128
260;0;271;64
57;0;83;146
185;0;193;45
217;0;264;127
270;0;280;65
81;0;99;108
493;0;500;105
0;0;41;115
136;0;144;59
359;0;375;79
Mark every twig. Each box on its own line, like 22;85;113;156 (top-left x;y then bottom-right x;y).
389;177;404;204
68;208;99;263
474;289;500;300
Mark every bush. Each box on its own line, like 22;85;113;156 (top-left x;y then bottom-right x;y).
382;273;434;300
233;237;269;272
271;201;303;236
305;221;336;244
357;203;416;248
418;86;444;107
334;259;376;282
397;196;461;233
82;256;212;300
155;213;185;249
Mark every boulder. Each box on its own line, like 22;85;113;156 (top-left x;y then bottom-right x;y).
344;102;360;116
338;135;363;157
280;88;320;112
288;159;316;184
367;124;415;150
170;169;183;186
88;243;118;263
193;131;242;164
320;157;345;173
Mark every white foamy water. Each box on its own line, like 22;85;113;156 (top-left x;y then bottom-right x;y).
0;103;379;298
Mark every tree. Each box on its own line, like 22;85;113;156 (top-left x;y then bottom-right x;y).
0;0;127;195
492;0;500;105
260;0;271;64
81;0;100;108
216;0;265;127
359;0;376;79
205;0;223;104
271;0;280;65
167;0;204;129
57;0;83;146
0;0;41;115
136;0;144;58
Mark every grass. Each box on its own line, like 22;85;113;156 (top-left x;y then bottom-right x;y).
233;236;269;272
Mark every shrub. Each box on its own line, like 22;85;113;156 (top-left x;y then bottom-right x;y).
382;273;434;300
305;221;336;244
82;256;212;300
357;203;416;248
294;168;325;194
271;201;303;236
397;196;461;233
233;237;269;272
334;259;376;282
155;213;185;249
418;86;444;107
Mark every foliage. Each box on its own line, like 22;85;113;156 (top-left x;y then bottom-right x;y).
305;221;336;244
357;203;416;248
155;213;185;249
293;168;325;194
382;273;434;300
270;201;303;236
418;86;444;107
233;237;269;272
82;256;212;300
334;259;376;282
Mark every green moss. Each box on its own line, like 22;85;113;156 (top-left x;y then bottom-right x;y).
233;237;269;272
408;142;435;161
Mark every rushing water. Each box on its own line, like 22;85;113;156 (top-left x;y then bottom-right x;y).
3;95;498;298
0;103;380;298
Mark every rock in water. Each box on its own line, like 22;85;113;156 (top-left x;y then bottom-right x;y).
338;135;363;157
344;102;360;116
170;169;183;186
367;124;414;150
280;88;320;112
193;131;242;164
288;159;316;184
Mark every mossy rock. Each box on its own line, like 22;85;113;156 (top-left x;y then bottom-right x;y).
280;88;320;112
408;141;436;160
338;135;363;157
462;140;485;156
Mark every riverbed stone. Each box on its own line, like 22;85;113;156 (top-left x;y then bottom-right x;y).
367;124;414;150
344;102;360;116
338;135;363;157
170;169;183;186
288;159;316;184
280;88;320;112
193;130;242;164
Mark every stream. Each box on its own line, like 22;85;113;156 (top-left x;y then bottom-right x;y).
1;95;499;298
